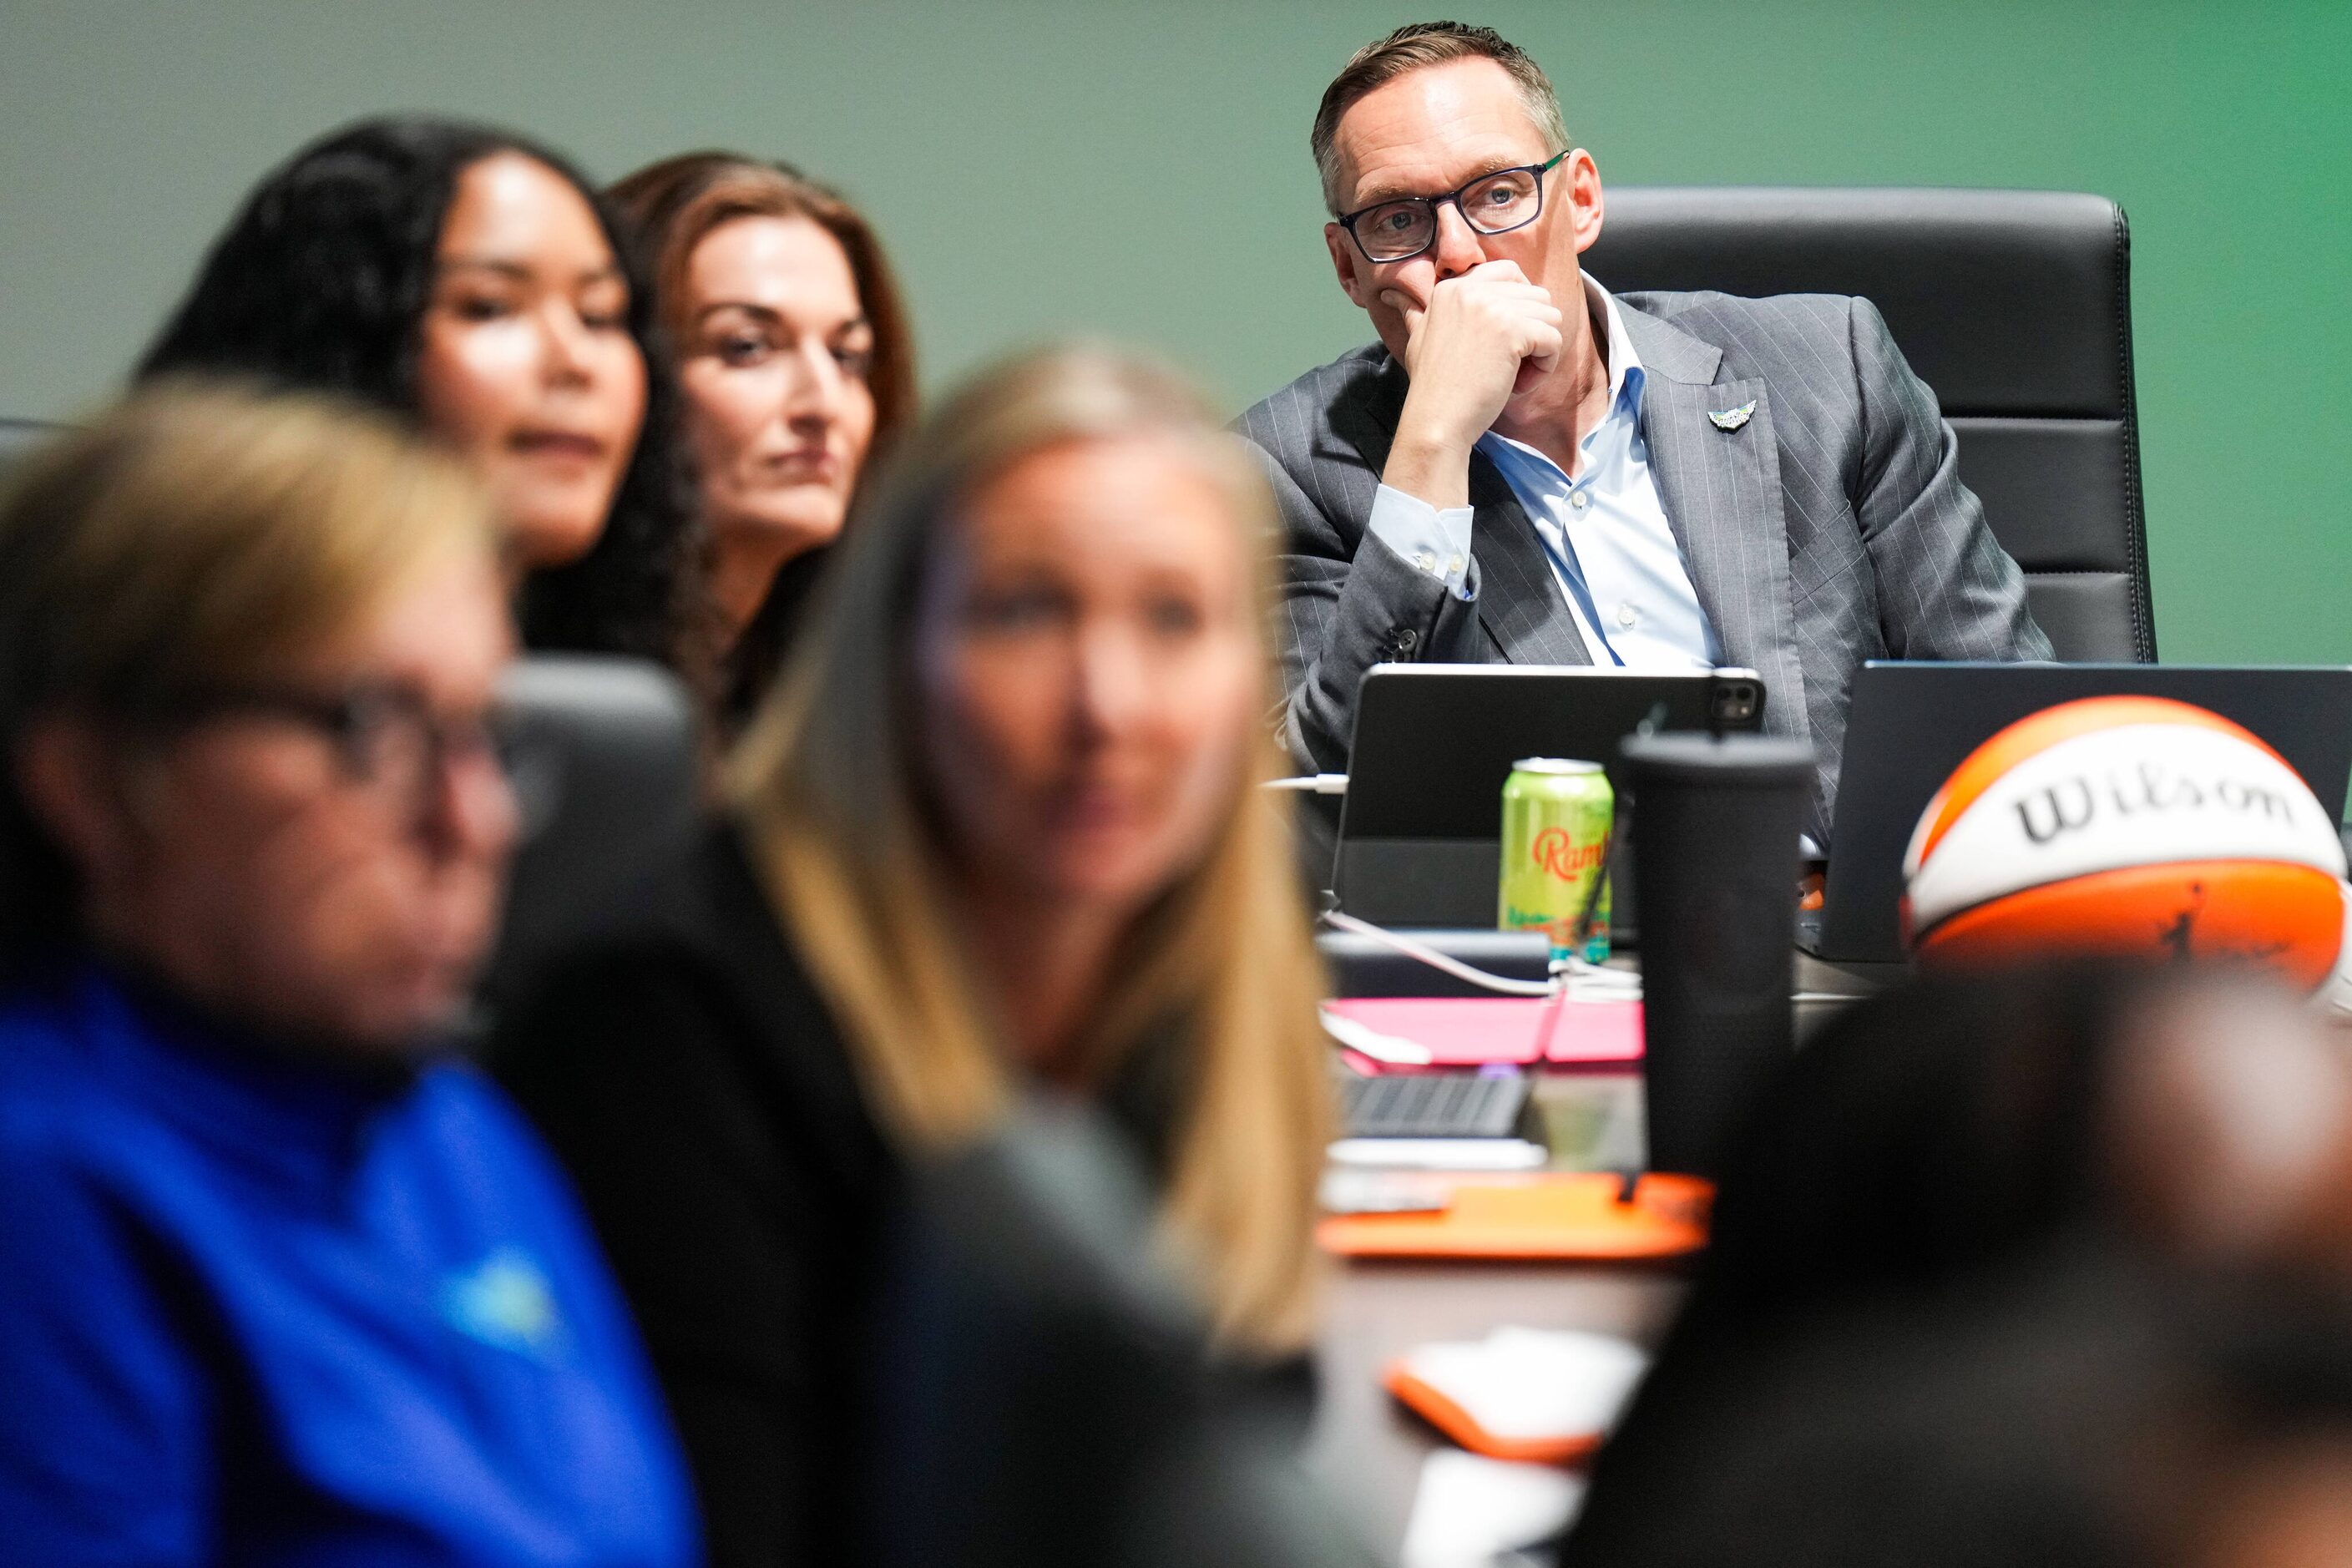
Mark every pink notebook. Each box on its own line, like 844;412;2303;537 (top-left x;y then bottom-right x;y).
1323;996;1644;1070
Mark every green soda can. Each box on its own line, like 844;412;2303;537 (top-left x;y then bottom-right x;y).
1499;758;1614;964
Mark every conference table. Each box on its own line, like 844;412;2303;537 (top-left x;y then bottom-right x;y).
1307;951;1902;1555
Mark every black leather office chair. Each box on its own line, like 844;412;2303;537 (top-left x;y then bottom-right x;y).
479;655;702;1018
869;1100;1377;1568
1584;189;2154;663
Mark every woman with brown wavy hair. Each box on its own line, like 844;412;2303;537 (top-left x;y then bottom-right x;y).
495;345;1329;1565
608;153;917;722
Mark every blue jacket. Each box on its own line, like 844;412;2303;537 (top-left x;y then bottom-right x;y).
0;961;702;1566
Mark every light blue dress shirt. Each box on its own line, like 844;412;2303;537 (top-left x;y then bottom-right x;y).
1365;277;1722;670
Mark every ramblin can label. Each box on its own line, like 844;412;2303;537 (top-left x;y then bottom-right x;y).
1500;758;1613;963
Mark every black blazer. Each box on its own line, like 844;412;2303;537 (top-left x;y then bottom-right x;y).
493;826;889;1565
492;823;1226;1565
718;546;831;732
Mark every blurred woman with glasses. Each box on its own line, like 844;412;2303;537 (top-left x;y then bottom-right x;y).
136;118;700;673
607;152;916;725
0;385;699;1566
496;346;1330;1563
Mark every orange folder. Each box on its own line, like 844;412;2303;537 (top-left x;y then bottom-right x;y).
1318;1171;1710;1261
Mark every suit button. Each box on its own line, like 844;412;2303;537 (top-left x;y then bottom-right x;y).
1394;627;1419;654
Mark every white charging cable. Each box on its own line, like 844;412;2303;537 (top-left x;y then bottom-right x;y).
1318;908;1641;999
1320;908;1877;1007
1263;774;1350;795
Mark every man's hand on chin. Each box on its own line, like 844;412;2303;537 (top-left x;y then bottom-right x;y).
1378;260;1563;512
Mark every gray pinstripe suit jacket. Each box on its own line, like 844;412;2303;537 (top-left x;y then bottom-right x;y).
1235;289;2052;843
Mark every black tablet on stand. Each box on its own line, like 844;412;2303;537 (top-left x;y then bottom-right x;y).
1330;664;1768;936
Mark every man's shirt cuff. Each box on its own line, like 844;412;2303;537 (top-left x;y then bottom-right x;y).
1368;484;1474;599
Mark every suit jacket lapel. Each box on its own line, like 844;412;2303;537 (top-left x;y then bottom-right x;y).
1623;306;1811;744
1336;349;1591;667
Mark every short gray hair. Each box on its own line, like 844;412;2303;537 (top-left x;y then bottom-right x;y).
1310;23;1570;215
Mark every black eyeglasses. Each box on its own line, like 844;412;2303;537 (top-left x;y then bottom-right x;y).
1335;151;1570;264
154;680;518;819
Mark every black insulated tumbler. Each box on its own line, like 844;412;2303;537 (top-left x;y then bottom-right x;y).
1621;732;1815;1180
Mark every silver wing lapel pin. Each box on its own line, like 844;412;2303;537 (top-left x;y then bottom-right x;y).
1707;399;1758;432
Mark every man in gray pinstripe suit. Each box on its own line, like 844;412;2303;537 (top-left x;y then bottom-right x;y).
1239;23;2049;844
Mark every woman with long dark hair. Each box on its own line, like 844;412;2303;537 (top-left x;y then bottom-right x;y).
138;117;700;669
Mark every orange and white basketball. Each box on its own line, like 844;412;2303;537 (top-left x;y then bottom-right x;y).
1901;696;2349;990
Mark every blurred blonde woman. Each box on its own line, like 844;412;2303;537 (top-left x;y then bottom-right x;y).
0;384;698;1565
497;345;1330;1565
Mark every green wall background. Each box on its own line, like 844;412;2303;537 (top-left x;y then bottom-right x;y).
3;2;2344;664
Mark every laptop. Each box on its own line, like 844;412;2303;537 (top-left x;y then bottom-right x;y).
1805;662;2352;963
1332;664;1768;928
